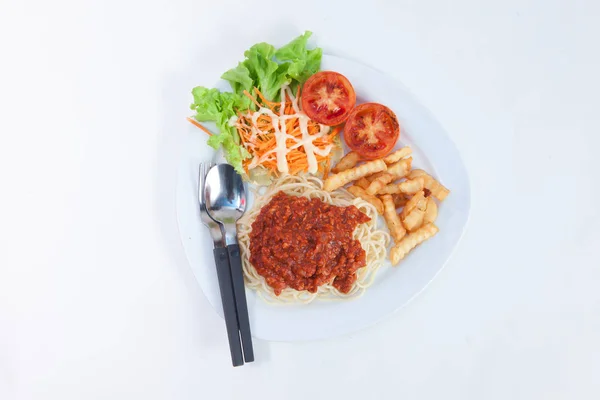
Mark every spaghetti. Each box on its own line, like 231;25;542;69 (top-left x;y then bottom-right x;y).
237;175;390;304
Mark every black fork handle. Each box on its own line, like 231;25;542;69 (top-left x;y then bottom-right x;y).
213;247;243;367
227;244;254;362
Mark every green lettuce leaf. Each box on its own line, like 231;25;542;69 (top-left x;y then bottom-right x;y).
205;126;245;174
220;62;253;95
273;31;312;60
275;31;322;83
192;31;323;175
191;87;250;127
221;31;322;101
190;87;251;173
221;42;292;101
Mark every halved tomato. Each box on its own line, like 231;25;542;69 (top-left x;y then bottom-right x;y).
301;71;356;126
343;103;400;159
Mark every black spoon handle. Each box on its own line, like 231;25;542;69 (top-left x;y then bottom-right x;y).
213;247;243;367
227;244;254;362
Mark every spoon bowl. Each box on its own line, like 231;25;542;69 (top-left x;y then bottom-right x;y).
204;164;247;245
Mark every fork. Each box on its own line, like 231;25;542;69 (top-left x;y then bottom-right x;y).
199;162;244;366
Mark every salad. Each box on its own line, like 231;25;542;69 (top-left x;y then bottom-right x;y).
189;31;400;180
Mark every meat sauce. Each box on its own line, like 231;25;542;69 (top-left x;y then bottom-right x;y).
249;192;370;295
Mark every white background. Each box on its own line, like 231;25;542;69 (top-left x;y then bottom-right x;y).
1;0;599;399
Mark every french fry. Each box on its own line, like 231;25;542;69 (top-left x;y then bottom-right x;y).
366;171;388;182
390;223;439;265
402;208;425;231
377;183;402;195
392;193;408;208
401;189;427;231
331;151;361;173
386;157;412;178
408;169;427;179
355;177;371;190
400;189;427;232
378;176;425;195
425;178;450;201
408;170;450;201
381;194;406;242
423;197;438;224
397;177;425;195
383;146;412;164
323;159;387;192
348;185;384;215
366;173;395;195
400;190;426;220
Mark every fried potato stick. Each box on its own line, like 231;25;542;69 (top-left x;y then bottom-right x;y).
400;190;426;220
366;171;388;182
390;223;439;265
378;176;425;195
423;197;438;224
347;185;384;214
403;208;425;232
331;151;361;173
407;170;450;201
386;157;412;178
392;193;409;208
323;159;387;192
355;177;371;190
377;183;402;195
401;190;427;231
383;147;412;164
366;173;395;195
381;194;406;242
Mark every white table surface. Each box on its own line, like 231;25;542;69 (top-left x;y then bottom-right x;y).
1;0;599;399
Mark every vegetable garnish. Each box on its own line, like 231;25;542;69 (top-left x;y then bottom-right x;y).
301;71;356;126
343;103;400;160
190;87;252;173
189;31;323;174
235;86;339;176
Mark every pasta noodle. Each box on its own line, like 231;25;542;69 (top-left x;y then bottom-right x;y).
237;174;390;304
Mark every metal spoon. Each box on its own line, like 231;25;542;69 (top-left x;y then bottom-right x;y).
205;164;246;245
204;164;254;362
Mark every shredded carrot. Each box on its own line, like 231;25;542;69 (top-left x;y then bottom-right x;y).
235;87;338;176
330;125;342;137
186;117;213;136
243;90;262;109
253;88;278;109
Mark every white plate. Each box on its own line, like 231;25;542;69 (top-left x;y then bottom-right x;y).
176;55;471;342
